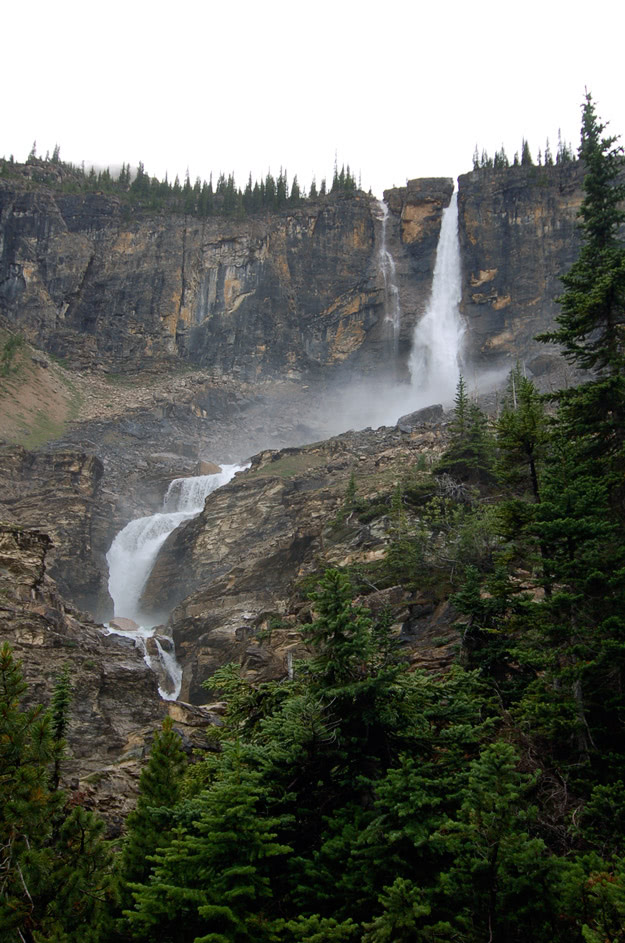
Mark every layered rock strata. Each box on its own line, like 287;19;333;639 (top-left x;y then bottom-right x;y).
457;162;585;371
0;176;451;381
140;422;457;703
0;524;221;826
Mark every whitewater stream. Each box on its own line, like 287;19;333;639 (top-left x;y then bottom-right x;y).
105;464;245;700
409;187;464;404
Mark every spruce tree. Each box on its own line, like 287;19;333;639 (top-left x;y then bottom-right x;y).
116;716;187;911
496;366;547;503
538;92;625;466
127;752;289;943
0;644;111;941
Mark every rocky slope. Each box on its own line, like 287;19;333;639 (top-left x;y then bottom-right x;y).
140;416;456;703
0;523;221;827
0;159;594;812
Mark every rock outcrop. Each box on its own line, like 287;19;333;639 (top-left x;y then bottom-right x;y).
140;423;457;703
457;162;585;372
0;447;108;610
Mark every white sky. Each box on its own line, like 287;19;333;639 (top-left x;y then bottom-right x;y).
3;0;623;198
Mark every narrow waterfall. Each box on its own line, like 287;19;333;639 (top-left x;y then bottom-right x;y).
377;200;402;349
409;188;464;405
105;464;245;700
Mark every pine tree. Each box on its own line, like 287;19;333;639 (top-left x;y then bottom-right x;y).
49;664;72;791
116;715;187;914
438;379;495;486
496;366;547;503
521;138;533;166
538;92;625;468
127;751;289;942
0;643;57;935
433;741;559;942
0;644;111;941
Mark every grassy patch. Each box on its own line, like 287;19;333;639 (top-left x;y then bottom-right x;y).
246;450;329;480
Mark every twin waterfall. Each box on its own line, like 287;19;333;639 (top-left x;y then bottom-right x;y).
378;187;464;406
409;189;464;404
105;190;464;702
105;465;244;700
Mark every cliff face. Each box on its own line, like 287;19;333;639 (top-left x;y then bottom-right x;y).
1;165;589;386
457;162;584;372
0;447;108;610
0;178;450;381
0;522;227;824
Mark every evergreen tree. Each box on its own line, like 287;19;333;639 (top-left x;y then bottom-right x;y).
0;644;111;941
49;664;72;792
433;742;559;942
521;138;533;166
127;751;289;942
0;643;57;935
116;716;187;922
538;92;625;467
496;365;547;503
438;378;495;486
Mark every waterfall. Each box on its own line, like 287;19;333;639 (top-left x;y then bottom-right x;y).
105;464;246;700
377;200;402;349
409;188;464;405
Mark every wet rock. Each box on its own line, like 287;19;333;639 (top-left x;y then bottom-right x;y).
109;617;139;632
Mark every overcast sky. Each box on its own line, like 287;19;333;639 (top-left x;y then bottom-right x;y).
4;0;623;198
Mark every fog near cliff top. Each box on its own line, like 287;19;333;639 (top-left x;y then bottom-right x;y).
4;0;622;197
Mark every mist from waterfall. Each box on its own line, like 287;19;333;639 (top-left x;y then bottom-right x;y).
105;464;245;699
409;188;464;406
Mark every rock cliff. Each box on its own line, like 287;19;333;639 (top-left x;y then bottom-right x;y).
2;162;589;389
0;447;108;610
0;173;450;381
0;158;596;812
457;162;585;373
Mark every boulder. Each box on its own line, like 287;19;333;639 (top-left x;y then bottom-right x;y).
397;404;444;431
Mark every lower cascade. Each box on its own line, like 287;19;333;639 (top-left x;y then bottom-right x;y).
105;464;245;700
409;187;464;405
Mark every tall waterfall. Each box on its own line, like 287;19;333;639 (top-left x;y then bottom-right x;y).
409;188;464;404
377;200;402;349
105;464;245;700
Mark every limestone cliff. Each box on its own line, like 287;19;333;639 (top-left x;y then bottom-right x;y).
457;162;585;373
0;447;107;610
0;174;449;381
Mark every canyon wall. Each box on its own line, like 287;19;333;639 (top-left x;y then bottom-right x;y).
1;163;586;385
0;170;451;381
